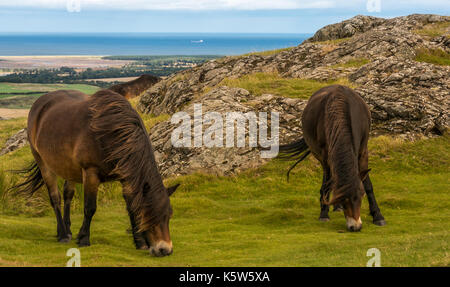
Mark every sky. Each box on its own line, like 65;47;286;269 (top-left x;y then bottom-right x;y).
0;0;448;33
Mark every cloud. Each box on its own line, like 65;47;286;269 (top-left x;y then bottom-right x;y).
0;0;335;11
0;0;447;11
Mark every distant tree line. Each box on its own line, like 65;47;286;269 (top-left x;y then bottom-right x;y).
0;55;219;85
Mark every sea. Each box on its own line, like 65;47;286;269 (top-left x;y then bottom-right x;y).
0;33;311;56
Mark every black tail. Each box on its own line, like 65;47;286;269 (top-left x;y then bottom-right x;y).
278;138;311;182
9;161;45;196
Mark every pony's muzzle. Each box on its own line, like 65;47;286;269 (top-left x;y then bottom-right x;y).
346;216;362;232
149;240;173;257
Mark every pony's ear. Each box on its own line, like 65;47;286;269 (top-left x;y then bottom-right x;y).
360;169;371;181
167;183;180;197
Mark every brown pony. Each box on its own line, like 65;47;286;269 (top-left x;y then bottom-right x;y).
109;74;160;99
279;85;385;231
11;89;178;256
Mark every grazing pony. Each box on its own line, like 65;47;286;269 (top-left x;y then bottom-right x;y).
109;74;160;99
279;85;385;231
11;89;178;256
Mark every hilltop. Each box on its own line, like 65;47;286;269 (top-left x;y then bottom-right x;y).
137;14;450;177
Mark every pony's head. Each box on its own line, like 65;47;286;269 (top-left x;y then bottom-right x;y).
139;183;179;257
326;169;370;232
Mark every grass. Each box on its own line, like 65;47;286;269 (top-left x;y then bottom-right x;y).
0;112;449;266
242;47;295;57
218;73;356;99
330;58;370;69
414;21;450;38
414;48;450;66
0;83;100;109
315;37;352;45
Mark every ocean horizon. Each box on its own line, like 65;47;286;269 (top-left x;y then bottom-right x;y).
0;33;311;56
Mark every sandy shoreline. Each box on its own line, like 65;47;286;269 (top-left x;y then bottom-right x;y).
0;55;131;70
0;108;29;119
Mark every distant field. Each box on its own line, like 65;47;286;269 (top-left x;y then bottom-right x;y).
85;77;138;83
0;83;100;111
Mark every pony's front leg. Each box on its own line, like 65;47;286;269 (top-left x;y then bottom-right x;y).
63;180;76;240
77;168;99;247
363;174;386;226
123;193;149;250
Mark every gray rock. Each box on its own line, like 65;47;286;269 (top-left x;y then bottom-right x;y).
0;128;29;156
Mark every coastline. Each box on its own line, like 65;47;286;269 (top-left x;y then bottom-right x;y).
0;55;132;70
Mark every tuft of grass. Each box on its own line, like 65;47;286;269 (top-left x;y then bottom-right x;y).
414;21;450;38
330;58;370;69
129;96;170;130
414;48;450;66
241;47;295;57
315;37;351;45
219;73;356;99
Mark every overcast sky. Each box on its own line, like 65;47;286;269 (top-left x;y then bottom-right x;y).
0;0;448;33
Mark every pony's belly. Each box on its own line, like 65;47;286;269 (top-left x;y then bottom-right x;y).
42;155;84;183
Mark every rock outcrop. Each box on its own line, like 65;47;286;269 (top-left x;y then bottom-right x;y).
140;14;449;136
138;14;449;177
149;86;306;177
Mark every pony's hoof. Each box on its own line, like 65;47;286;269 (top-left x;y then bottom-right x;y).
319;217;330;222
77;241;91;247
374;219;386;226
58;237;71;243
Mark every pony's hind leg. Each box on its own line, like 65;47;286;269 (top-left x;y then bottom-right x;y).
39;165;70;243
363;174;386;226
77;168;99;247
63;181;76;240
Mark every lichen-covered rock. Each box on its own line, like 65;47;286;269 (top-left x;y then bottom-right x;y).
307;15;386;42
0;128;28;156
149;86;306;177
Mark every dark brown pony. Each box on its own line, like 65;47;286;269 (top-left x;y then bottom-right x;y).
279;85;385;231
11;89;178;256
109;74;160;99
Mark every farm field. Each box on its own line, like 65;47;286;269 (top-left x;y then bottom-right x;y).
0;114;448;267
0;83;100;111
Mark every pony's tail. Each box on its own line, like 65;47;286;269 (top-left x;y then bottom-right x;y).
9;161;45;197
278;138;311;182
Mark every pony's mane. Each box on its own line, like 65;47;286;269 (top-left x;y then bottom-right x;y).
323;86;361;204
88;90;168;231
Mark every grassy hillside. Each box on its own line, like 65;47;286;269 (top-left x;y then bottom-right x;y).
0;113;448;266
218;73;356;99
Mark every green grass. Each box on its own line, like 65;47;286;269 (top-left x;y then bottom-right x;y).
0;83;100;109
0;113;449;266
414;48;450;66
218;73;356;99
315;37;352;45
330;58;370;69
414;21;450;38
242;47;295;57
